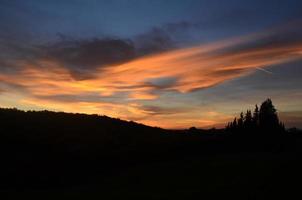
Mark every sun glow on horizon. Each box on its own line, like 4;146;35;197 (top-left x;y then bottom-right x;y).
1;27;302;128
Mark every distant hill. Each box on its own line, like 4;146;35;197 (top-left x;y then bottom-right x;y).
0;108;175;156
0;108;174;188
0;106;301;191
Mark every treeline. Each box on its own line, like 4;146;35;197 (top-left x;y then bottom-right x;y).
0;99;301;190
226;99;285;133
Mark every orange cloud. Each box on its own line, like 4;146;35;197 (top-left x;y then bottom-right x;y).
1;26;302;128
110;42;301;93
2;34;302;100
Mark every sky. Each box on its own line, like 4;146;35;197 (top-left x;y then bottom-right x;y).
0;0;302;129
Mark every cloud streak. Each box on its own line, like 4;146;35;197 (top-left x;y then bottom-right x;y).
1;21;302;127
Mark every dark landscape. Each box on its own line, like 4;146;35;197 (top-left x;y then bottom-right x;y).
1;0;302;198
1;99;302;199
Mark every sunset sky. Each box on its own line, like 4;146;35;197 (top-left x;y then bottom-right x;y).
1;0;302;128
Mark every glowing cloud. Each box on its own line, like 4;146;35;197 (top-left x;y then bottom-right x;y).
1;24;302;128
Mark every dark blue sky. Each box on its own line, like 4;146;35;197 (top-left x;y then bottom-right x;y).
1;0;302;41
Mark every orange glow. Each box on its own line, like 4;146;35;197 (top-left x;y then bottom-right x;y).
1;33;302;128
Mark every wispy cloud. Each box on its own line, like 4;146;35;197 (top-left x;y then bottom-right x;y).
1;21;302;128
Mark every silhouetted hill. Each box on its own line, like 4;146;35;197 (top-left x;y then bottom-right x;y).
0;108;220;189
0;108;215;154
1;106;302;198
0;108;166;148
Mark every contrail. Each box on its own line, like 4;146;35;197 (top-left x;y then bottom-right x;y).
255;67;273;74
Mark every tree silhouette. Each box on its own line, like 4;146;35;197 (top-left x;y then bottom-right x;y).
238;112;244;129
244;110;253;130
226;98;285;134
232;117;237;128
259;98;280;131
253;104;259;127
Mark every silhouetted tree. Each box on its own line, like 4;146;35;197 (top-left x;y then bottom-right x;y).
188;126;198;134
279;122;285;132
226;122;231;130
226;99;285;134
253;104;259;127
238;112;244;129
244;110;253;130
259;98;280;131
232;117;237;129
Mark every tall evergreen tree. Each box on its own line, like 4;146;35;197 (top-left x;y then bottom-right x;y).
233;117;237;128
238;112;244;129
253;104;259;127
244;110;253;129
259;98;280;130
225;99;285;134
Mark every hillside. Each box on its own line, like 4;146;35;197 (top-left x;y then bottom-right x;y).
1;107;302;198
0;108;217;189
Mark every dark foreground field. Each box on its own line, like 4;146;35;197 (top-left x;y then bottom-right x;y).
1;108;302;199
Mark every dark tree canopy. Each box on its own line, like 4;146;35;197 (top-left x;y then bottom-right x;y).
226;99;285;134
259;98;280;130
